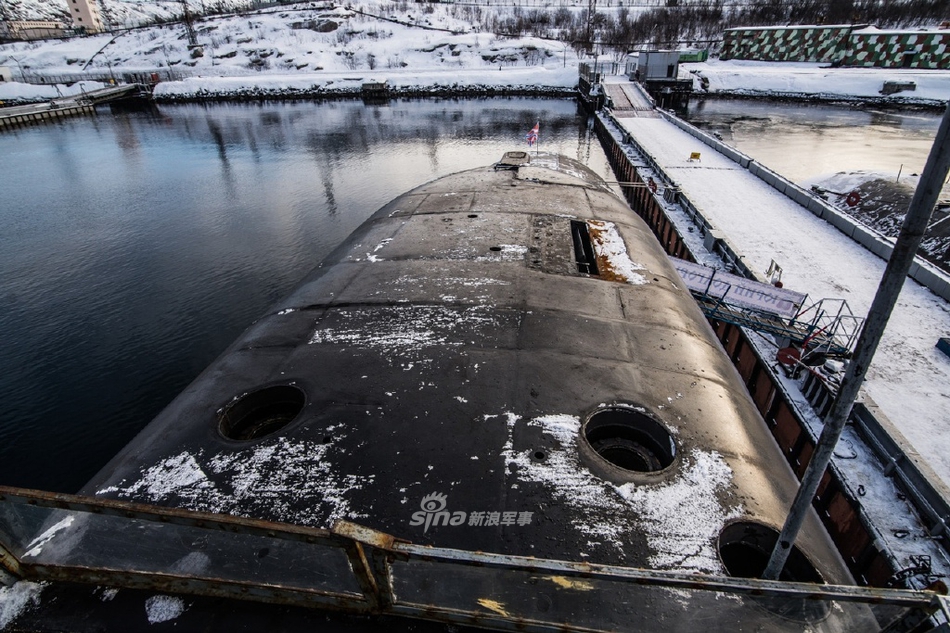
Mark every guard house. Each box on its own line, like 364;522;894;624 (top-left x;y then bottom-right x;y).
628;50;692;110
629;50;680;82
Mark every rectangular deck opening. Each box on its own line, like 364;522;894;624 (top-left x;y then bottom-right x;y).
571;220;599;275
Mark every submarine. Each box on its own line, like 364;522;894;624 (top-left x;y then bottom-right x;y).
1;152;945;631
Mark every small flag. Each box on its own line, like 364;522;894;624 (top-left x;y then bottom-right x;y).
525;121;539;146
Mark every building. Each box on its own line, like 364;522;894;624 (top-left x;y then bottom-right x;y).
0;20;66;40
65;0;105;33
677;48;709;63
0;66;12;82
844;26;950;69
627;50;693;109
721;24;950;69
720;25;858;63
629;50;681;81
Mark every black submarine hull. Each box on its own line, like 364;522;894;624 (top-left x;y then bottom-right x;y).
3;153;899;633
85;152;847;581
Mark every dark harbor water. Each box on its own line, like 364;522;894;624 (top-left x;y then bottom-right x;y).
4;96;943;495
683;98;946;189
1;97;610;493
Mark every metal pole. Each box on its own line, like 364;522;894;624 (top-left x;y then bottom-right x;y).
762;101;950;580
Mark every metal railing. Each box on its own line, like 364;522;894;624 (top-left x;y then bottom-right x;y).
0;485;948;632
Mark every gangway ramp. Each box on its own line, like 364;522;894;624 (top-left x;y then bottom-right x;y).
603;79;657;117
671;258;861;357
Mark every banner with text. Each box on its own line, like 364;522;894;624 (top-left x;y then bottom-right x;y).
672;260;806;319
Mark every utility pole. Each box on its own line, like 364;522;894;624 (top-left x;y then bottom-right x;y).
762;101;950;580
179;0;198;48
585;0;596;52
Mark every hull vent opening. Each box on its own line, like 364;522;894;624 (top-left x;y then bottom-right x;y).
718;522;823;583
570;220;600;276
719;522;828;622
584;408;674;472
218;385;306;441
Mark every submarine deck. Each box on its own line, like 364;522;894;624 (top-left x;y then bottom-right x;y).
4;153;947;632
80;154;846;581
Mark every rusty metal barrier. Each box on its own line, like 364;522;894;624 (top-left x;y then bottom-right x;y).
0;485;948;632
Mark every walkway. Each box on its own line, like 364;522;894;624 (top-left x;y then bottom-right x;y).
602;82;657;117
607;78;950;489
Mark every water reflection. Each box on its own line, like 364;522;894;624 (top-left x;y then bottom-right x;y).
684;98;945;189
0;97;610;493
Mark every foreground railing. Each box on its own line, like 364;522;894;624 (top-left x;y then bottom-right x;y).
1;486;947;632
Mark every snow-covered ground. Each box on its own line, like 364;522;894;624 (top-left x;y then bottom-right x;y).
685;58;950;105
0;1;581;96
612;109;950;489
3;1;949;104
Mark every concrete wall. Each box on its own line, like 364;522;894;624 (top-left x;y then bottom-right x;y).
845;30;950;69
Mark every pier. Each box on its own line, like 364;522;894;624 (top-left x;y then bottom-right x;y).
0;84;148;130
591;75;950;586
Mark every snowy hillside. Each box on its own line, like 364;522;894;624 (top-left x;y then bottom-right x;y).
2;0;255;27
0;2;580;80
3;0;949;105
4;0;681;29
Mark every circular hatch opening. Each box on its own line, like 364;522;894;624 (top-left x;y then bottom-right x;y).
583;408;675;473
218;385;306;441
719;522;823;582
719;522;828;622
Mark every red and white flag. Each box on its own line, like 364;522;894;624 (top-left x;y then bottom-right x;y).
525;121;539;146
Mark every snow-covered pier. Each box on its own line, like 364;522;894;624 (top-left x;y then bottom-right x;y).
0;84;146;129
593;77;950;585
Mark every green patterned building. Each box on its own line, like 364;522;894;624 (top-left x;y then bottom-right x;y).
721;25;950;69
721;25;858;63
844;27;950;68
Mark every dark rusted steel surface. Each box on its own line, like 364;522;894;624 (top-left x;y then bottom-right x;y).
79;152;848;585
4;151;919;631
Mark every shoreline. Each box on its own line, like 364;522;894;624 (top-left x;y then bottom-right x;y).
150;83;577;103
6;83;941;111
690;90;948;112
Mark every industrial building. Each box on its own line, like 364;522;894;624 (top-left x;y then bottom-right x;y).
721;24;950;69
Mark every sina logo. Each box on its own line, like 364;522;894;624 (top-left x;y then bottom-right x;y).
409;492;535;532
409;493;465;533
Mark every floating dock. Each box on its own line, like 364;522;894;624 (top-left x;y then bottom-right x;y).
590;75;950;587
0;84;147;130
